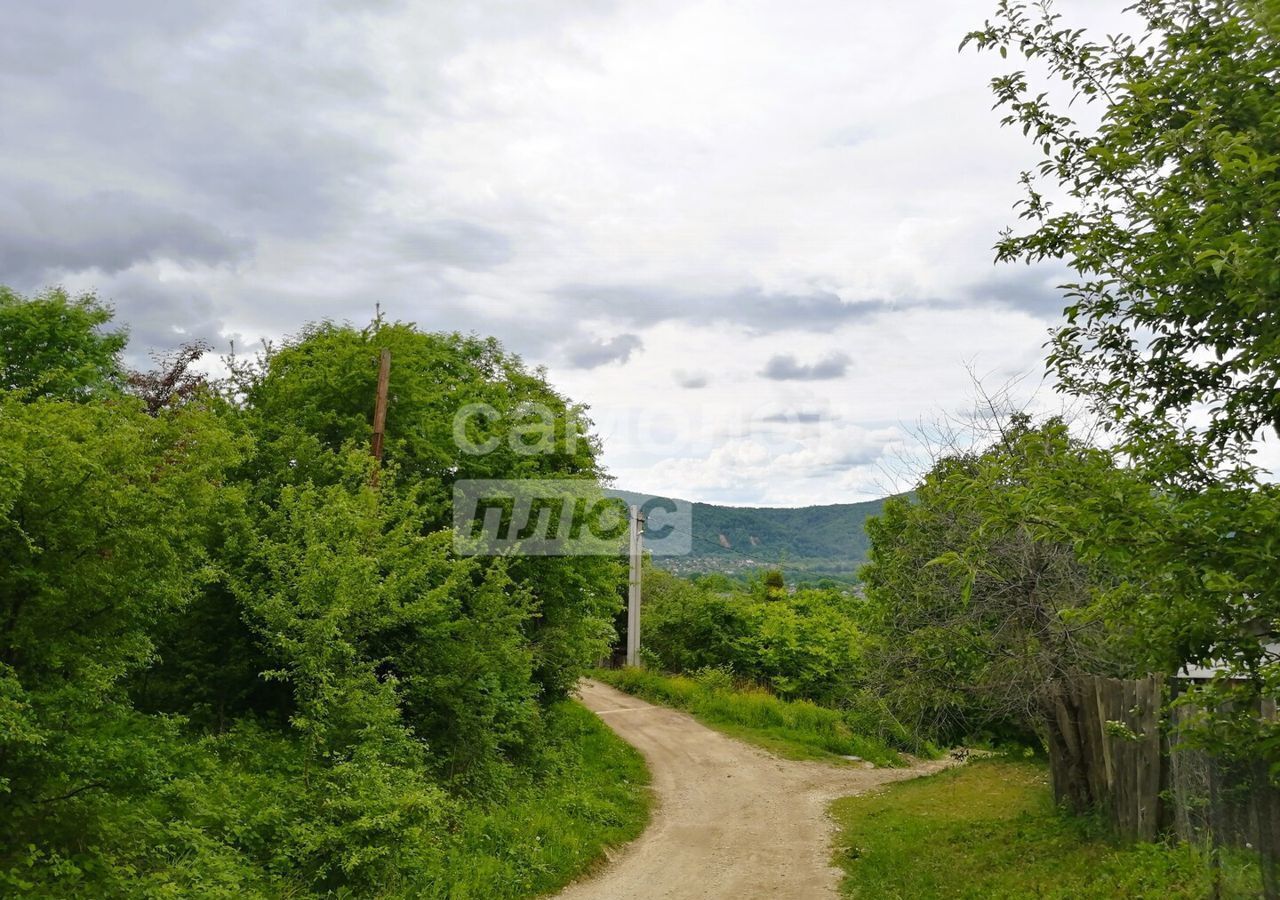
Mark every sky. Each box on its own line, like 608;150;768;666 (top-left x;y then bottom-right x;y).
1;0;1139;506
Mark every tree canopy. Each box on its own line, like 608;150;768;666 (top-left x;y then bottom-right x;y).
860;416;1149;742
965;0;1280;477
0;286;126;401
964;0;1280;772
0;289;631;896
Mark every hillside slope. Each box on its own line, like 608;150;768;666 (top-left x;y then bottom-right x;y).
607;490;894;582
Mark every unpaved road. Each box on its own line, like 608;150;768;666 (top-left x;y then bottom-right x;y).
556;680;949;900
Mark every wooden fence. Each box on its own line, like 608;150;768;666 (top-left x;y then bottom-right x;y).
1046;674;1280;896
1046;674;1164;840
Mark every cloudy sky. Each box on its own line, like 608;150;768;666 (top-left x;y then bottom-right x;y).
2;0;1137;505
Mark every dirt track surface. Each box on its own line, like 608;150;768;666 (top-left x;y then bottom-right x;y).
556;679;949;900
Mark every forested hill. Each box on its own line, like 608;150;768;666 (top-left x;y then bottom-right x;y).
608;489;896;581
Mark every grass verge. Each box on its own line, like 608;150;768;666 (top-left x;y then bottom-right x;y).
433;699;651;899
594;667;906;768
832;757;1260;899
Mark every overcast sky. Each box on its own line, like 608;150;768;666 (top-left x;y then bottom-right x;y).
2;0;1141;506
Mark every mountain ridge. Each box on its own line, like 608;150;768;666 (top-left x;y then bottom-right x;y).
606;489;898;582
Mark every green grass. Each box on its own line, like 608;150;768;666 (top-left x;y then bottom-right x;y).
432;700;651;899
832;757;1260;899
595;667;907;768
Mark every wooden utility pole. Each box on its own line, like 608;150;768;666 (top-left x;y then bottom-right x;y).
370;348;391;484
626;505;644;667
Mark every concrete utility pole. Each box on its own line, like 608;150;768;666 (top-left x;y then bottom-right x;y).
626;504;645;667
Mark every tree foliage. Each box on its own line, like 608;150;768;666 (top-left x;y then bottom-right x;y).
640;568;865;705
860;417;1145;742
0;293;633;896
0;286;126;401
964;0;1280;475
0;392;246;891
229;319;619;700
966;0;1280;769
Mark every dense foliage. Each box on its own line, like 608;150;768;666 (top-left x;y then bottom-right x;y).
640;568;864;705
0;286;126;400
965;0;1280;472
0;289;641;897
966;0;1280;769
859;417;1150;744
631;568;922;753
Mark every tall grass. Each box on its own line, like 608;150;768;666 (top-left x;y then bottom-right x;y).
596;667;919;768
427;700;651;899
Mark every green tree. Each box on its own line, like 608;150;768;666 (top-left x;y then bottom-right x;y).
860;417;1143;743
229;320;620;701
641;567;865;704
232;320;601;505
964;0;1280;475
236;466;541;784
761;569;786;597
642;569;753;674
0;294;642;896
0;286;126;400
0;393;242;884
966;0;1280;770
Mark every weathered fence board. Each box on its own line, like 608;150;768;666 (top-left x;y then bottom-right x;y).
1048;674;1280;897
1046;674;1163;841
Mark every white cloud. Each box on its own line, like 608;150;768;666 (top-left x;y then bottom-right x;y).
2;0;1143;504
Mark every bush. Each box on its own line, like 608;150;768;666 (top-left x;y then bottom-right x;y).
598;667;919;766
0;292;640;897
640;569;865;705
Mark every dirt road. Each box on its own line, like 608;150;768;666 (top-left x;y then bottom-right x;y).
556;680;949;900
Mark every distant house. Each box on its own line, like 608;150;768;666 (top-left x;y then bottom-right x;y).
1176;618;1278;683
1177;645;1280;682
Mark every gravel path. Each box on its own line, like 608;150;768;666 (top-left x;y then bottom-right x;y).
555;679;949;900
